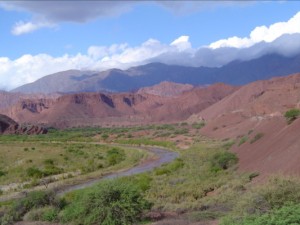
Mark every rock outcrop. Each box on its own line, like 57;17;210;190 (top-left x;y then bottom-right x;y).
0;114;47;135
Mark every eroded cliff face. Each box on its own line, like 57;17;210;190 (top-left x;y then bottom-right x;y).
0;114;47;135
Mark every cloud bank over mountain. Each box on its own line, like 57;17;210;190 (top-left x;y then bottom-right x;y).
209;12;300;49
1;6;300;90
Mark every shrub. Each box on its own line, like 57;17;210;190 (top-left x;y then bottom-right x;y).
26;167;43;178
222;140;235;150
155;158;184;176
43;166;63;176
0;214;14;225
10;191;56;220
250;133;264;144
61;179;151;225
192;122;205;129
284;108;300;124
44;159;54;166
24;206;59;222
238;136;248;146
101;133;109;140
210;151;238;172
106;148;126;166
0;170;6;177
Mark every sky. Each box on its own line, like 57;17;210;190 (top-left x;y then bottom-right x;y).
1;1;300;90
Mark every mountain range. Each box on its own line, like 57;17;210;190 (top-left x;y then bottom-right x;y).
12;53;300;94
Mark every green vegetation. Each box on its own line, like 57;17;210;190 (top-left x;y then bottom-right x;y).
61;179;150;225
238;136;248;146
0;140;145;191
284;108;300;124
192;121;205;129
210;151;238;172
0;190;63;224
222;140;235;150
1;124;299;225
222;203;300;225
115;138;175;148
146;143;243;211
221;177;300;225
106;147;125;166
250;133;264;144
154;158;184;176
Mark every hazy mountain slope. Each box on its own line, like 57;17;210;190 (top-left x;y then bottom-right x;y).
12;70;99;93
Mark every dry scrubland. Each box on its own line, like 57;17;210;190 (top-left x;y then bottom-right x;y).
1;123;300;225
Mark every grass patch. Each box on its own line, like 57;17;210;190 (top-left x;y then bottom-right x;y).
115;138;175;149
0;142;145;190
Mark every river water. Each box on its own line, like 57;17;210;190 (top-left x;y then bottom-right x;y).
57;147;178;195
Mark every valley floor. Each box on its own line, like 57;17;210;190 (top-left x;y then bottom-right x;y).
1;123;300;225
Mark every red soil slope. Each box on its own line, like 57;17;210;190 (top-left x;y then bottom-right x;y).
0;83;237;128
198;73;300;176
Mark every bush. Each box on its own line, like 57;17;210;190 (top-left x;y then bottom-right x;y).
61;179;151;225
106;148;126;166
155;158;184;176
222;140;235;150
238;136;248;146
26;167;44;178
0;214;14;225
284;108;300;124
250;133;264;144
192;122;205;129
0;170;6;177
210;151;238;172
24;206;59;222
10;191;56;220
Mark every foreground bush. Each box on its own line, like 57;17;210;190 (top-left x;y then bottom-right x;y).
61;179;151;225
11;191;56;220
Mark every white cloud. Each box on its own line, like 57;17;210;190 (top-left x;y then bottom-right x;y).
11;21;54;35
0;36;192;90
171;36;192;51
210;11;300;49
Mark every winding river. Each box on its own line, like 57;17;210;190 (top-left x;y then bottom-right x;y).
57;146;178;195
0;146;177;202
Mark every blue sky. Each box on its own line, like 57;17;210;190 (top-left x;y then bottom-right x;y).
1;1;300;90
1;1;300;58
